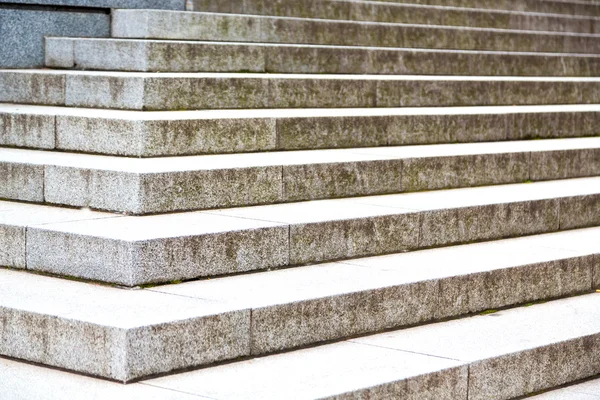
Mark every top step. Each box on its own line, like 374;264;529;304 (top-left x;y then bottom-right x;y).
194;0;600;17
186;0;600;33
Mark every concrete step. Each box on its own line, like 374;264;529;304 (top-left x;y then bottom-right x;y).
2;177;599;285
531;377;600;398
3;103;600;157
111;10;600;54
314;0;600;16
186;0;600;34
5;292;600;398
5;70;600;111
2;138;599;213
45;37;600;75
0;227;598;382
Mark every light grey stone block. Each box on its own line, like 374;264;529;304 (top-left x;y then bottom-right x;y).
26;211;289;286
0;269;250;382
352;294;600;399
531;148;600;181
112;10;600;54
6;70;600;110
0;202;116;269
46;37;600;76
559;194;600;230
530;378;600;399
0;108;55;149
187;0;600;33
0;162;44;202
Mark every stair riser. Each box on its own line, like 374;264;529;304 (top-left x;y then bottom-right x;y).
5;106;600;156
45;38;600;75
111;11;600;54
188;0;600;34
10;193;598;285
5;72;600;111
3;147;599;213
1;253;594;382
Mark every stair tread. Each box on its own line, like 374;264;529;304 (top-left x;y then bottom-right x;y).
1;226;597;381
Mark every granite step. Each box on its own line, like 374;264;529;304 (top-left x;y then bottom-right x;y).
5;292;600;398
2;177;598;286
3;138;600;213
3;103;600;157
111;10;600;54
186;0;600;33
5;70;600;111
0;227;598;382
316;0;600;16
45;37;600;75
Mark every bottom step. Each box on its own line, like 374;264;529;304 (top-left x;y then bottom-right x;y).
2;294;600;399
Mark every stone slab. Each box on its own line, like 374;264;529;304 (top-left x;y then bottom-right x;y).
352;293;600;399
3;103;600;156
146;294;600;399
13;177;599;285
0;8;109;68
111;10;600;54
1;137;598;213
187;0;600;33
5;70;600;111
45;37;600;76
0;268;250;382
151;227;599;354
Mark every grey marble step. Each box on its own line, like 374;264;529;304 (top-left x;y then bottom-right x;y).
3;289;600;398
2;138;599;213
2;177;598;286
187;0;600;33
3;104;600;157
45;37;600;75
111;10;600;55
5;70;600;111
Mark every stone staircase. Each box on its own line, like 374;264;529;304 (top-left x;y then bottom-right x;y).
1;0;600;398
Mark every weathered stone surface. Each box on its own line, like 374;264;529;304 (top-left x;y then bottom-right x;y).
46;37;600;76
6;70;600;110
0;108;55;149
0;162;44;202
111;10;600;54
0;269;250;382
353;294;600;399
26;211;289;285
188;0;600;25
188;0;600;33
